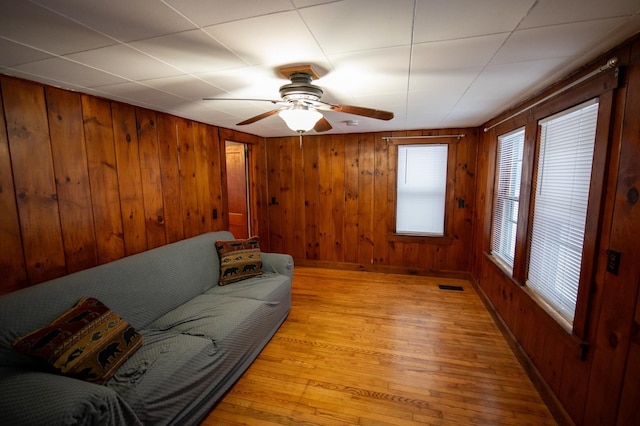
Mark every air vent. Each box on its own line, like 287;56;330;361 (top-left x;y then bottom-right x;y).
438;284;464;291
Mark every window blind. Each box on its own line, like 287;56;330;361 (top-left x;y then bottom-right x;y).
396;144;448;235
491;128;525;268
527;99;599;323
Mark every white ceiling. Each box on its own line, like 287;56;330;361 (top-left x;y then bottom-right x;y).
1;0;639;137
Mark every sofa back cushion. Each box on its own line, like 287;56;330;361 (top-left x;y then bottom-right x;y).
0;231;233;368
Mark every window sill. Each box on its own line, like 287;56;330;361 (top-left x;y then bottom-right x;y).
389;233;453;244
521;285;574;334
487;254;514;277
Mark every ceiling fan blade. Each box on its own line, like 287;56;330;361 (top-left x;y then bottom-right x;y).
237;109;281;126
330;104;394;121
314;116;332;132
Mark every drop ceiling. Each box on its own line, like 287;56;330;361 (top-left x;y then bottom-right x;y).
1;0;638;137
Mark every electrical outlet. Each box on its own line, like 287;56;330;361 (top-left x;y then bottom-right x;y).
606;249;621;275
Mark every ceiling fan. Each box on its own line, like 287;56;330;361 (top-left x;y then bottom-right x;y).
203;65;394;134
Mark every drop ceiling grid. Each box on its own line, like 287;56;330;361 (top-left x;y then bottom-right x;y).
0;0;637;136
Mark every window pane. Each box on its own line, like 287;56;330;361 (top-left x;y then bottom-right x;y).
527;99;599;324
491;128;525;268
396;144;448;235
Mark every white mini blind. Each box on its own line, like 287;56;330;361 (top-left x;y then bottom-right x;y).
491;128;525;268
527;99;599;323
396;144;448;235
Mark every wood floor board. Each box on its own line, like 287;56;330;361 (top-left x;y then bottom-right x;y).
201;267;556;425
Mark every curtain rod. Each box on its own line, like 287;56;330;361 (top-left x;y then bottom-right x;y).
483;57;619;133
383;134;466;141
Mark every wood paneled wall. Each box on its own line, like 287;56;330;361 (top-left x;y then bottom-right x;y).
471;35;640;425
264;129;477;275
0;75;267;294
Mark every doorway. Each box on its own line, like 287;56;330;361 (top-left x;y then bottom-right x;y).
225;141;250;239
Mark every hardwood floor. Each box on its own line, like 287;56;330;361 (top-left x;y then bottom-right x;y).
201;267;557;425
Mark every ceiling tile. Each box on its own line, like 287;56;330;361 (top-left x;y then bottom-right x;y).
519;0;640;29
166;0;293;28
411;33;509;72
167;101;240;123
323;46;411;100
32;0;196;42
11;57;128;87
492;18;627;65
130;30;247;74
413;0;535;42
196;66;286;99
67;44;183;82
0;1;115;55
203;11;325;67
408;68;480;101
0;38;53;67
140;74;222;101
292;0;340;7
299;0;415;54
91;81;187;109
459;58;568;104
1;67;90;92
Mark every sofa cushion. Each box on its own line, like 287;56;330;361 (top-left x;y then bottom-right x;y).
215;236;263;285
12;297;143;384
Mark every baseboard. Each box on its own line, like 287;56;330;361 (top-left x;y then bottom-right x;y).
467;275;575;426
293;258;472;281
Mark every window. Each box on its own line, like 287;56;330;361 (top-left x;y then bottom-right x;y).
492;128;525;268
396;144;448;235
527;99;599;324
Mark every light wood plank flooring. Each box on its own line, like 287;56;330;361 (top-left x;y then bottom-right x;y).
201;267;557;425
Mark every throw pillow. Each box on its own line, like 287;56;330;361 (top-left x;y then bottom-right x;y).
215;236;263;285
12;297;143;385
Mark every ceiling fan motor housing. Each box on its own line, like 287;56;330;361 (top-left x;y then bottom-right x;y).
279;72;323;103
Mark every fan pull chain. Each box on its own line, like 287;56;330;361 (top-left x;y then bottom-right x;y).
298;131;303;148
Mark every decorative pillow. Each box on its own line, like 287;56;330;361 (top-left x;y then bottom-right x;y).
215;236;263;285
12;297;143;385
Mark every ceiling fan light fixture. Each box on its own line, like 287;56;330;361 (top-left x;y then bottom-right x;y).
279;105;323;133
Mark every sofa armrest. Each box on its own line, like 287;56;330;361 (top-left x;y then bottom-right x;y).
0;369;142;426
261;253;294;279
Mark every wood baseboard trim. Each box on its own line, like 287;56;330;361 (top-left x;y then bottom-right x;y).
293;259;472;281
467;274;575;426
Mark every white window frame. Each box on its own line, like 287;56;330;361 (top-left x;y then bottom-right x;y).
395;144;448;236
491;128;525;269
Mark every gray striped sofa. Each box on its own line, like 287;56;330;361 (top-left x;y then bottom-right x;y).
0;231;293;425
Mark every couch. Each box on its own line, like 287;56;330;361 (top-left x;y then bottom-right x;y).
0;231;293;425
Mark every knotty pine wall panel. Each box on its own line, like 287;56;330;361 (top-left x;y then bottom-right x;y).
0;83;26;292
136;107;167;250
329;135;346;263
112;102;148;256
176;118;200;239
82;94;126;264
265;129;478;275
157;114;184;244
2;77;66;284
194;122;213;234
0;74;257;295
46;86;98;274
206;125;225;234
